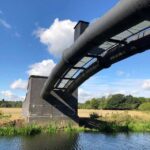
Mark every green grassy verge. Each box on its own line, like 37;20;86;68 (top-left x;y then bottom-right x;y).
90;111;150;133
0;123;87;136
1;120;150;136
1;111;150;136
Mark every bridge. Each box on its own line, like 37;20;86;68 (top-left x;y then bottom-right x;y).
23;0;150;124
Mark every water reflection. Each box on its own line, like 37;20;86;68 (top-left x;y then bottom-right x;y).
0;132;150;150
21;133;79;150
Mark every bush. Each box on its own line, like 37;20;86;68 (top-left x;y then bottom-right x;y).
89;112;99;119
138;102;150;111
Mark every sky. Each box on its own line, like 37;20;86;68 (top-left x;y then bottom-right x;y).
0;0;150;102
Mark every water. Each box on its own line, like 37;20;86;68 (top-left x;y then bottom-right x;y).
0;132;150;150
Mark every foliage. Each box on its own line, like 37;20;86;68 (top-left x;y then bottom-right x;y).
0;99;22;108
138;102;150;111
105;94;141;110
78;94;150;110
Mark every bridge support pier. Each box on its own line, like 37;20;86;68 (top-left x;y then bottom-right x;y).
22;75;78;125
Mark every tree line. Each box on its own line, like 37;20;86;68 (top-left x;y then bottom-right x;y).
1;94;150;110
78;94;150;110
0;99;22;108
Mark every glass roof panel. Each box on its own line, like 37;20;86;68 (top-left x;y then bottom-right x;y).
75;57;92;67
126;34;139;42
99;41;116;50
57;79;69;88
81;57;92;63
145;28;150;36
112;30;132;40
73;70;83;78
64;80;73;88
129;21;150;33
127;28;150;42
112;21;150;40
84;58;97;68
65;69;78;78
75;61;85;67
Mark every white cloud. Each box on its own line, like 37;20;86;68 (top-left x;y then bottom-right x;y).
0;18;11;29
34;18;76;56
79;88;94;103
27;59;56;76
0;90;24;101
142;80;150;90
10;79;27;90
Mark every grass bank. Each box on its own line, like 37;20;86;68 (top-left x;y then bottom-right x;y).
1;120;150;136
1;108;150;136
0;123;87;136
80;110;150;133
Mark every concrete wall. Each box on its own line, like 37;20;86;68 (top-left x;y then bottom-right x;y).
23;75;78;125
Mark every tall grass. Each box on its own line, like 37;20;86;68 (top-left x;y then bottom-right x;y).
0;123;85;136
1;111;150;136
0;124;41;136
44;124;57;134
88;111;150;133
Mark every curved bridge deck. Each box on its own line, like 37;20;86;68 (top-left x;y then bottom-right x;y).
41;0;150;98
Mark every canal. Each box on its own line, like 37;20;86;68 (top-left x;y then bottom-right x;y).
0;132;150;150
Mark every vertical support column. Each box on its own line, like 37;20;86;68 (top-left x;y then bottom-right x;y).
23;21;89;125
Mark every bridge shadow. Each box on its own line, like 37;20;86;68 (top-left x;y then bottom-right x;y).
79;117;102;129
79;117;129;133
79;117;108;130
43;90;129;132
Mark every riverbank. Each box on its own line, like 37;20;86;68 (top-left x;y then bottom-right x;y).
79;109;150;132
0;123;87;136
0;108;150;136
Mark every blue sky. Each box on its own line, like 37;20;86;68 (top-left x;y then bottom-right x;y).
0;0;149;102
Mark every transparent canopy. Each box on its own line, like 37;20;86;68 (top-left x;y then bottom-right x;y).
55;20;150;89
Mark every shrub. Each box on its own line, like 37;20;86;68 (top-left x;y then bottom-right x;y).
89;112;99;119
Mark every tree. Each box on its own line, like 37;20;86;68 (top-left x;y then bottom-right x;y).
90;98;99;109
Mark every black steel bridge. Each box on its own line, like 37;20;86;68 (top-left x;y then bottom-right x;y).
41;0;150;99
22;0;150;124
